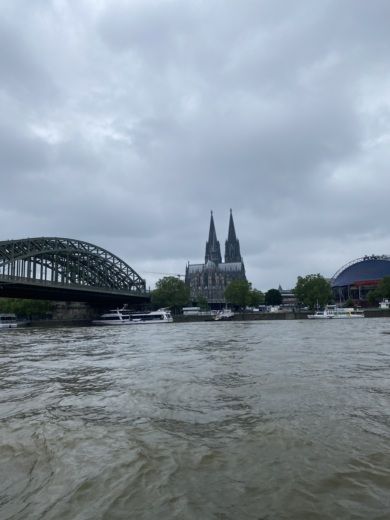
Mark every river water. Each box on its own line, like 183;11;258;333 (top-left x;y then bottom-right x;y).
1;319;390;519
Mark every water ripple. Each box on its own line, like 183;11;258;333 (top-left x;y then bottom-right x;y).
1;319;390;519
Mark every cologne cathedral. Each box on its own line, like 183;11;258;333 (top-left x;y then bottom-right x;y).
185;210;246;306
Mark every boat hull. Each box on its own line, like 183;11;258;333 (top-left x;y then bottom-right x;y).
92;320;133;325
0;323;18;328
308;307;365;319
92;308;173;326
92;319;173;325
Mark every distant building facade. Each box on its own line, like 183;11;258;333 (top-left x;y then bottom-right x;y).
278;285;297;308
185;210;246;306
331;255;390;303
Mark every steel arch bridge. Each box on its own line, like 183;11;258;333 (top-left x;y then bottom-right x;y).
0;237;148;304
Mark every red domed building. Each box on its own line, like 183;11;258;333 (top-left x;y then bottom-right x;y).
331;255;390;303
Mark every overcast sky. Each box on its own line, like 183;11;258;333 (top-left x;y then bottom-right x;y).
1;0;390;291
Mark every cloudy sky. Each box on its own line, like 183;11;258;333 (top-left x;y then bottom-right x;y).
1;0;390;291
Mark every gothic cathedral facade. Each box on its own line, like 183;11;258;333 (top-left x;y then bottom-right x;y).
185;210;246;306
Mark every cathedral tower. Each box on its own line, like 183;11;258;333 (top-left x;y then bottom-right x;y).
224;209;242;263
185;210;246;307
205;211;222;264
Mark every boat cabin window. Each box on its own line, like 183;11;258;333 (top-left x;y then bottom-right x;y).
130;313;165;321
103;315;129;321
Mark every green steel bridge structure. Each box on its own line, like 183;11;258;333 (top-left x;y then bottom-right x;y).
0;237;149;305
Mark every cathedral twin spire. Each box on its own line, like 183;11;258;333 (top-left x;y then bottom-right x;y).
225;209;242;263
205;211;222;264
205;210;242;264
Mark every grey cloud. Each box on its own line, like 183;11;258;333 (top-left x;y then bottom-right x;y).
1;0;390;290
0;125;50;176
0;19;57;105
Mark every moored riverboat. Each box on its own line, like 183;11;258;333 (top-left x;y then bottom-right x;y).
0;313;18;329
214;309;235;321
92;308;173;325
308;305;364;319
308;310;333;319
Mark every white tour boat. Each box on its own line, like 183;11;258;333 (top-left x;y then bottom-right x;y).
0;313;18;329
308;310;333;319
308;305;364;319
214;309;235;321
92;308;173;325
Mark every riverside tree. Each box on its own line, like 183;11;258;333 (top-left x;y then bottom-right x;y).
264;288;282;306
151;276;190;313
294;274;332;309
249;289;265;307
225;280;263;310
195;295;209;310
0;298;53;318
367;276;390;305
225;280;251;309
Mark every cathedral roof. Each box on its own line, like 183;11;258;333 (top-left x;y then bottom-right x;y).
187;261;244;273
218;262;244;271
187;264;205;273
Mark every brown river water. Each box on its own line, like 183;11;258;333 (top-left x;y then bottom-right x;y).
1;319;390;519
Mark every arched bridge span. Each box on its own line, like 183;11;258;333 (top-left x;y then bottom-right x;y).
0;237;149;304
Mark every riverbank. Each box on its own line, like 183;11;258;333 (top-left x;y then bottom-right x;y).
23;308;390;327
174;311;307;322
175;309;390;322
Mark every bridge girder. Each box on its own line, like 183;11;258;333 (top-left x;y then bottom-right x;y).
0;237;148;303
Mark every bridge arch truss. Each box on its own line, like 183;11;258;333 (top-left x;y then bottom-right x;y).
0;237;146;298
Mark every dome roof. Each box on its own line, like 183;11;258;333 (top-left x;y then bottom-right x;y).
331;255;390;287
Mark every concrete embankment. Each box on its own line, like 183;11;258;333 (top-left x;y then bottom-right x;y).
174;309;390;322
174;312;308;322
26;309;390;327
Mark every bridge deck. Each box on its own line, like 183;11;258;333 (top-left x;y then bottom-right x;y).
0;276;150;305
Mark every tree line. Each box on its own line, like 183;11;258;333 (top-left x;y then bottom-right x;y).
3;275;389;317
150;276;289;312
151;274;390;312
0;298;54;318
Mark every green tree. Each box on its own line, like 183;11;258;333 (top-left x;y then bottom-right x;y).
0;298;53;318
367;289;380;306
376;276;390;299
151;276;190;313
294;274;332;309
224;279;252;309
264;288;282;306
367;276;390;306
195;295;209;311
249;289;265;307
